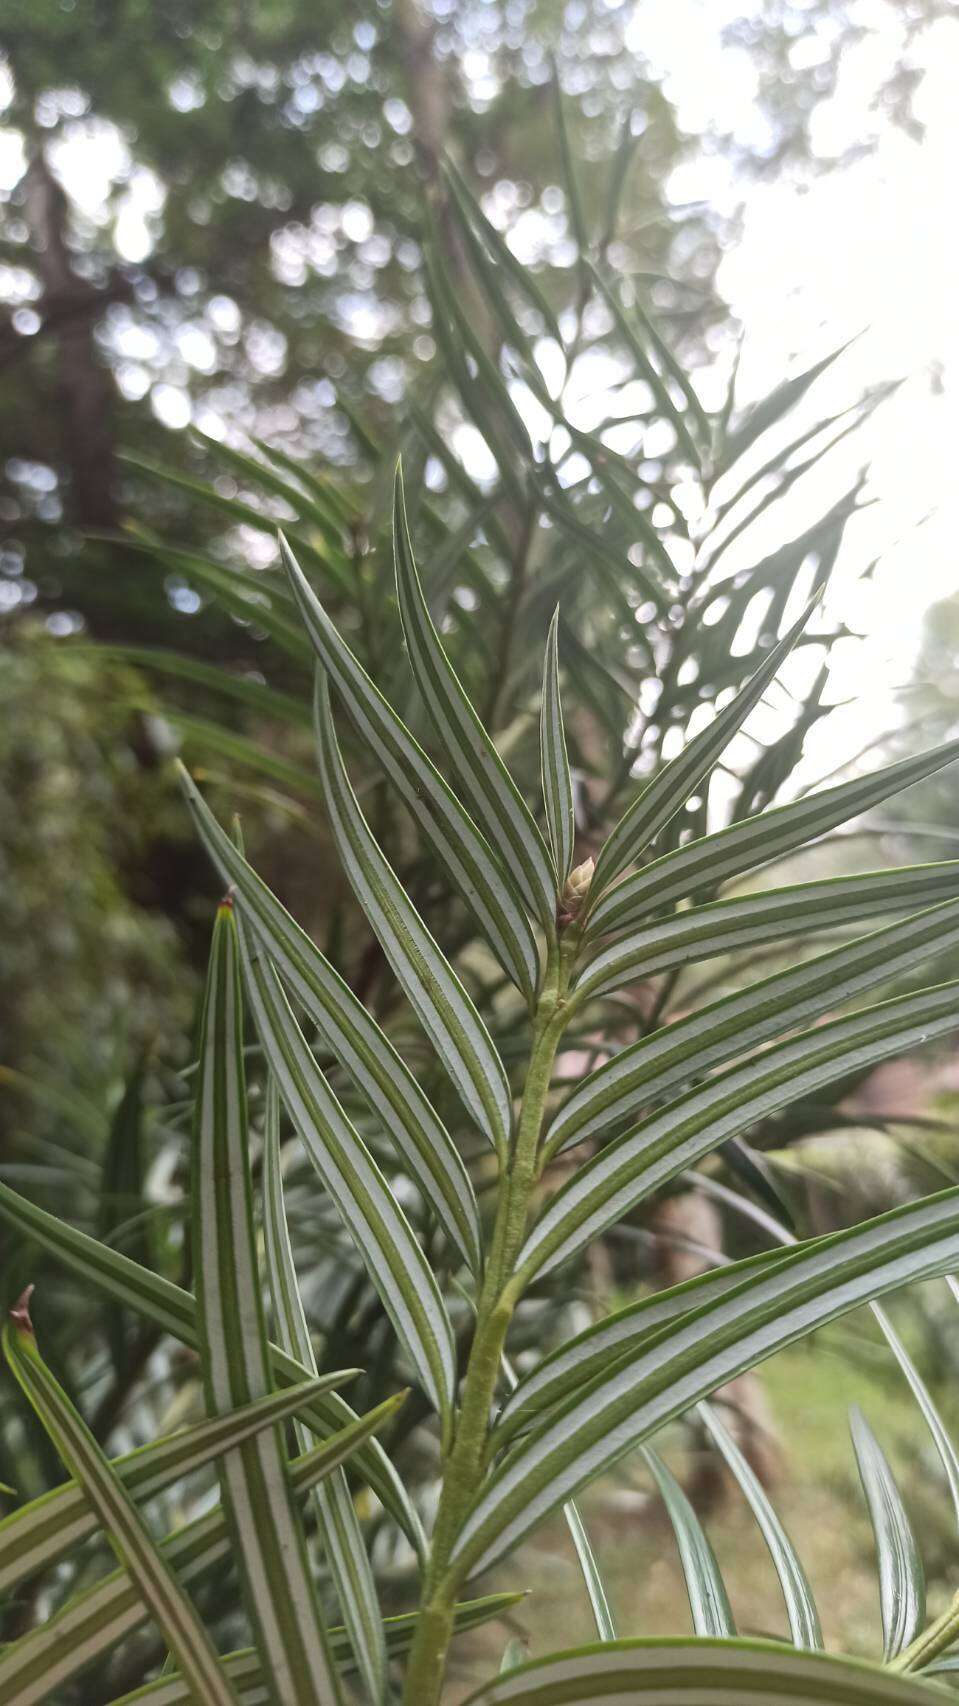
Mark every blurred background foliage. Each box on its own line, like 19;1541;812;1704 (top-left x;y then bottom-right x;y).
3;0;959;1693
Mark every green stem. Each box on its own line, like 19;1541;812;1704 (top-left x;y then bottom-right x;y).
401;940;576;1704
888;1590;959;1674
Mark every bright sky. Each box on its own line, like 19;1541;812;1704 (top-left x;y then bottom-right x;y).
632;0;959;777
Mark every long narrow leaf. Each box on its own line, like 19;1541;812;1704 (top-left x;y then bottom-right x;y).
118;453;350;594
2;1294;239;1706
592;601;817;894
716;333;859;473
589;738;959;937
459;1636;939;1705
576;863;959;1002
548;895;959;1155
909;1279;959;1522
189;429;352;568
551;71;589;258
177;761;481;1274
0;1177;424;1553
698;1399;822;1649
104;1595;526;1706
0;1396;403;1706
502;1353;614;1639
850;1405;925;1661
0;1371;356;1598
238;917;456;1430
541;608;576;887
642;1446;735;1637
263;1079;387;1703
453;1191;959;1576
496;1248;794;1447
562;1501;617;1642
442;157;564;348
172;712;323;798
519;982;959;1283
193;902;341;1705
109;534;313;662
80;644;310;726
280;533;539;1003
314;670;513;1155
587;265;705;472
393;466;557;929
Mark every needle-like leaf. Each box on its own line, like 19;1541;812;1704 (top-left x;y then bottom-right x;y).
589;738;959;938
850;1405;925;1661
453;1190;959;1576
641;1447;735;1637
563;1501;617;1642
591;601;817;895
0;1370;357;1599
193;901;341;1705
698;1400;822;1650
0;1182;425;1554
177;761;481;1275
238;916;456;1431
280;532;539;1004
520;982;959;1283
501;1355;615;1640
393;466;557;930
495;1248;793;1446
0;1396;404;1706
262;1078;387;1704
2;1294;239;1706
547;895;959;1155
540;608;576;887
458;1636;939;1704
314;670;513;1157
103;1595;526;1706
586;265;706;474
575;863;959;1002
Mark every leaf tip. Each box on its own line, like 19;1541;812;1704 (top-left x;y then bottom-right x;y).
9;1285;35;1336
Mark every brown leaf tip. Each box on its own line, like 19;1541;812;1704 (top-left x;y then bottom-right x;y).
9;1285;35;1335
218;887;235;911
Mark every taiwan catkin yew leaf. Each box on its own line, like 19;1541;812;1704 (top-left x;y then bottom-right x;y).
459;1638;940;1705
0;1372;357;1600
575;864;959;1002
262;1081;387;1704
2;1299;240;1706
540;607;576;887
519;982;959;1283
641;1447;735;1637
0;1179;423;1553
0;1396;404;1706
238;917;456;1431
177;761;481;1275
393;465;557;930
850;1405;925;1661
314;670;513;1156
591;598;817;895
547;895;959;1156
495;1248;795;1447
280;532;539;1003
103;1596;526;1706
588;738;959;938
453;1191;959;1576
192;902;342;1706
698;1400;822;1650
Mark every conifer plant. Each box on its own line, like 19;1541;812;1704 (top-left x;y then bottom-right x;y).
2;462;959;1703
